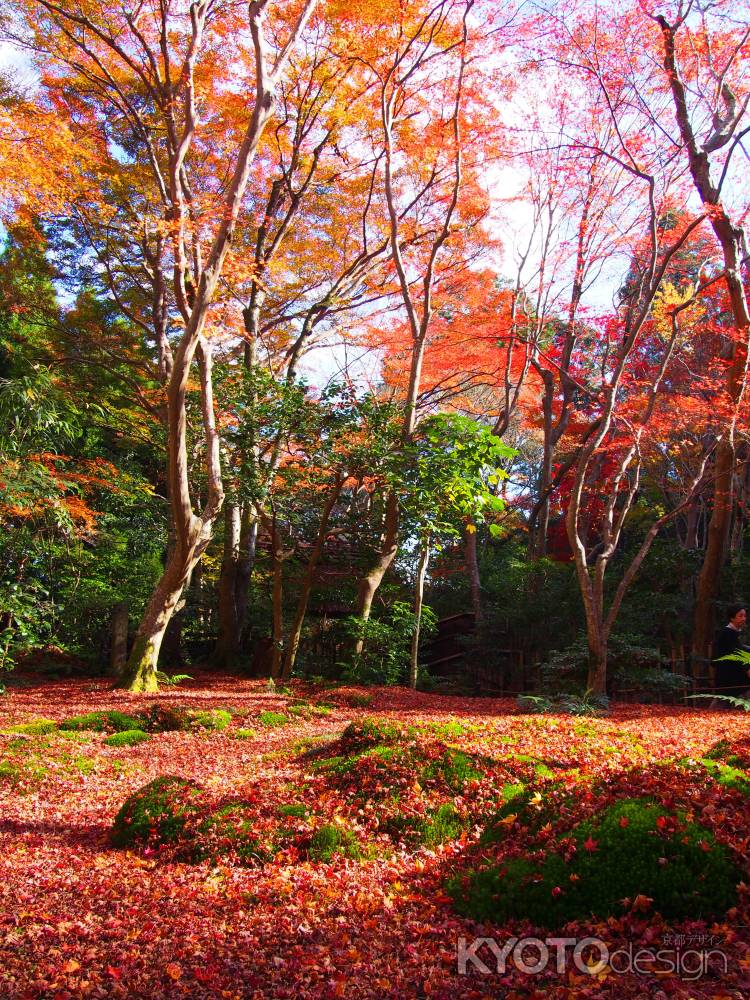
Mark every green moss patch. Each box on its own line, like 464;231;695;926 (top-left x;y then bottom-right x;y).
277;803;309;818
2;718;59;736
194;802;268;865
188;709;232;731
701;758;750;795
386;803;466;847
104;729;151;747
340;717;404;752
308;822;361;862
257;711;288;728
0;757;49;787
421;748;482;791
449;797;740;926
60;711;144;733
111;776;205;849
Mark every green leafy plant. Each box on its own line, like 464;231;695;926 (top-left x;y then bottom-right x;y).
338;602;437;686
688;693;750;711
516;694;553;714
559;689;610;716
540;634;680;697
155;671;193;687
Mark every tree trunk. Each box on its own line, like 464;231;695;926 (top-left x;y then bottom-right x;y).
586;630;607;695
409;536;430;689
464;526;483;625
234;507;258;643
282;483;341;680
692;443;734;663
109;602;129;676
118;536;207;692
270;521;284;680
213;503;242;669
354;491;399;652
656;16;750;668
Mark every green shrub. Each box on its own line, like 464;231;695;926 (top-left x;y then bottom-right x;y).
111;776;204;849
232;728;256;740
516;692;609;716
60;711;144;733
540;634;682;699
3;718;58;736
188;709;231;731
309;823;361;862
450;797;739;926
257;711;288;727
104;729;151;747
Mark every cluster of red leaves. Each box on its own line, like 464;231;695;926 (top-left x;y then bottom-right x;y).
1;675;749;999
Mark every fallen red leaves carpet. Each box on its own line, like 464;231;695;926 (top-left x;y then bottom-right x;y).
1;674;749;999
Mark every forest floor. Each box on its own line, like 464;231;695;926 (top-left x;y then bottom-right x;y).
0;674;749;1000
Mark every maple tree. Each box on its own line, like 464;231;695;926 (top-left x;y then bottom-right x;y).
6;0;324;690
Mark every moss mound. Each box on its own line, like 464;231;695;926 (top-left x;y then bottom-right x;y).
232;728;256;740
449;797;740;926
308;822;361;862
3;718;59;736
111;776;204;849
340;717;403;752
701;758;750;796
385;803;466;847
139;704;189;732
188;709;231;731
104;729;151;747
194;802;268;865
480;783;564;843
257;711;288;727
421;748;482;791
61;711;144;733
